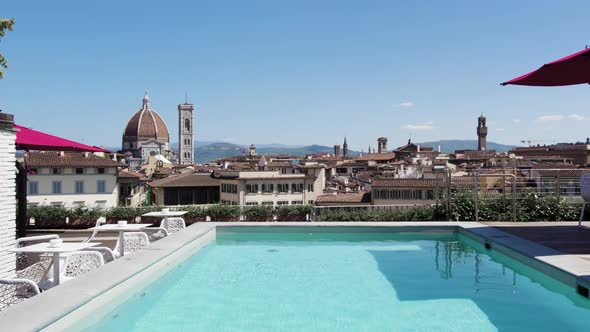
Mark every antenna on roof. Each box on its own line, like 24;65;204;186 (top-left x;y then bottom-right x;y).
185;91;188;104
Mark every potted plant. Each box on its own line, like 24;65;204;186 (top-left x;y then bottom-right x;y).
185;206;208;224
276;205;312;222
242;205;274;222
105;206;149;224
27;205;70;229
208;204;240;222
70;206;102;228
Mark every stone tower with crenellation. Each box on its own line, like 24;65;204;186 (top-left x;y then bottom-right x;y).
178;97;195;164
477;113;487;151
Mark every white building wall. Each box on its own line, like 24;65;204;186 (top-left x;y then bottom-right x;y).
220;169;326;206
0;126;16;278
27;167;119;208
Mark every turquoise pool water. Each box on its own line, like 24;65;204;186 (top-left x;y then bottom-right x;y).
86;229;590;332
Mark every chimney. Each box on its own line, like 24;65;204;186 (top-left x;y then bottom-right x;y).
59;151;65;157
417;145;421;152
84;152;89;158
438;145;441;153
112;152;117;161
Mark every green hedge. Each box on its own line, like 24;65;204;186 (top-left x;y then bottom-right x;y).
26;195;586;226
318;205;444;222
449;189;584;221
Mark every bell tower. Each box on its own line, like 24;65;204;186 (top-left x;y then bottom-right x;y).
178;96;195;164
477;113;487;152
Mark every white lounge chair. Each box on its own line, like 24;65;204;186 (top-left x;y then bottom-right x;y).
82;247;116;263
39;251;104;290
113;232;150;258
0;278;40;311
161;217;186;234
142;227;169;242
83;217;107;243
15;235;58;283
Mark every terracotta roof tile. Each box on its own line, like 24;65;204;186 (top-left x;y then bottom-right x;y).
355;152;396;161
316;192;371;204
118;169;148;180
149;172;220;188
372;178;444;188
25;152;123;168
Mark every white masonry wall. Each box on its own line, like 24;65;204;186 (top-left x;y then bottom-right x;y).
0;128;16;278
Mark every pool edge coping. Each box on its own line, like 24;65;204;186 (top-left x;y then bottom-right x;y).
1;221;590;331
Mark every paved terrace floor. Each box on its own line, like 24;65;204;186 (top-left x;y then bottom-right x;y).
483;222;590;262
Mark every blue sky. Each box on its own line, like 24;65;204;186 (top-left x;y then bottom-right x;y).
2;0;590;151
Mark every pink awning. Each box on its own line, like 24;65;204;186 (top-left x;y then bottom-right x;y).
502;48;590;86
14;124;110;153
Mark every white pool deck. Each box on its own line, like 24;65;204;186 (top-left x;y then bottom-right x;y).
2;222;590;331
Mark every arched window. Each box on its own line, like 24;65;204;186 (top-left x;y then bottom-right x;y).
184;118;191;131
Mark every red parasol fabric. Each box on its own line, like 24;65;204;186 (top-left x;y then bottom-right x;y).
501;48;590;86
14;124;110;152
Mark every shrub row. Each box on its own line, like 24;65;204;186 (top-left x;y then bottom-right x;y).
317;206;445;222
26;204;314;229
449;190;584;222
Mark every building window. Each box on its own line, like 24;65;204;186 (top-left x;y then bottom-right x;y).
277;201;289;206
291;183;303;193
73;201;85;206
307;184;314;192
184;118;191;131
50;201;63;206
245;202;258;206
97;180;106;193
28;181;39;195
246;184;258;194
52;168;61;175
278;184;289;193
221;183;238;194
97;168;105;174
291;200;303;205
262;183;274;193
75;181;84;194
261;201;274;206
95;200;107;208
307;200;314;205
52;181;62;194
75;168;84;175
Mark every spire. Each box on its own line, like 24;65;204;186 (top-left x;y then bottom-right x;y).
185;91;188;104
343;136;348;147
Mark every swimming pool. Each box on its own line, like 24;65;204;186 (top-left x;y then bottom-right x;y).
73;227;590;332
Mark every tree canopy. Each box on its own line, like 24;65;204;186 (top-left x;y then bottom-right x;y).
0;18;15;79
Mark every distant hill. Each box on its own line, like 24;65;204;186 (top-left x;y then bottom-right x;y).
194;142;359;163
415;140;518;154
113;139;517;163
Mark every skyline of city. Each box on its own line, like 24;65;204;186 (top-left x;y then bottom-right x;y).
2;1;590;150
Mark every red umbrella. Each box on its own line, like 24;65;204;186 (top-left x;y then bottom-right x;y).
501;48;590;86
14;124;110;152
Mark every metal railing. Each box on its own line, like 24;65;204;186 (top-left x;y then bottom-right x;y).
313;169;588;222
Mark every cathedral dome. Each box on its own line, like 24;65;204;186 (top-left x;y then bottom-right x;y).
123;93;169;142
